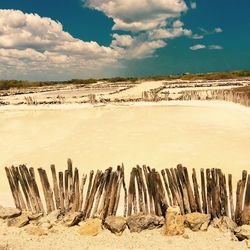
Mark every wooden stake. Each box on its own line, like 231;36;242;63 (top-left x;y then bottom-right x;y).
201;168;207;214
161;169;172;206
241;174;250;225
192;168;202;213
59;171;64;211
228;174;235;221
50;165;60;210
79;174;87;212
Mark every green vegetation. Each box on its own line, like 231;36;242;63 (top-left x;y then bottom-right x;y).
0;70;249;91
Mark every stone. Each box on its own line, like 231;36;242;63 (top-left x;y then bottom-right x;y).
212;216;237;232
63;212;83;227
246;239;250;248
7;212;31;228
39;210;63;226
78;218;103;236
182;233;190;239
0;207;21;219
25;225;48;236
235;225;250;241
185;213;211;231
126;213;164;233
104;216;126;235
28;213;43;221
164;214;185;236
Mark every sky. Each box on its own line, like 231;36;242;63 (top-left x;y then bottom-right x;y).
0;0;250;80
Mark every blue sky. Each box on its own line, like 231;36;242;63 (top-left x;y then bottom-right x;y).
0;0;249;80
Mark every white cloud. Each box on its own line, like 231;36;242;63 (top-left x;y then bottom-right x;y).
208;45;223;50
111;34;134;47
215;27;223;33
192;34;204;39
148;27;192;40
0;9;120;79
86;0;188;32
190;2;197;9
190;44;206;50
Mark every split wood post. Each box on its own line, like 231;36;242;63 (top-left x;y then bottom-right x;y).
135;166;144;213
150;169;161;216
10;166;26;210
206;169;212;216
15;166;32;212
113;167;124;216
138;166;149;214
59;171;64;211
102;171;115;219
192;168;202;213
200;168;207;214
143;165;154;214
176;165;190;214
82;170;94;219
161;169;173;206
38;168;55;214
97;168;112;216
20;165;40;213
5;167;21;209
183;167;197;212
29;167;44;213
86;170;102;218
235;170;247;224
121;165;128;217
211;168;220;218
108;171;119;216
67;159;74;210
223;174;229;217
228;174;235;221
128;168;136;216
171;167;185;214
64;170;69;211
155;171;168;216
72;168;80;212
51;165;60;209
165;169;178;207
241;174;250;224
78;174;87;212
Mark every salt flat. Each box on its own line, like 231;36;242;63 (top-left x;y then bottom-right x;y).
0;100;249;206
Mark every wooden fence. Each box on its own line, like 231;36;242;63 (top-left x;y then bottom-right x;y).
5;160;250;225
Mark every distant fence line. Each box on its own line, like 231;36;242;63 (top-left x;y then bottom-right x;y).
5;160;250;225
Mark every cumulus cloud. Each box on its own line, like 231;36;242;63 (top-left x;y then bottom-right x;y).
190;44;206;50
86;0;188;32
85;0;193;61
192;34;204;39
0;9;120;79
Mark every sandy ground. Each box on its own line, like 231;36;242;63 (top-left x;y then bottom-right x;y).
0;219;248;250
0;100;250;207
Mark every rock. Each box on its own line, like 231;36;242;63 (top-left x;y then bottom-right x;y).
104;216;126;235
7;212;31;228
246;239;250;248
212;216;237;232
39;210;63;226
126;213;164;233
28;213;43;221
25;225;48;236
182;233;190;239
0;207;21;219
78;218;103;236
63;212;82;227
235;225;250;241
185;213;211;231
163;206;185;236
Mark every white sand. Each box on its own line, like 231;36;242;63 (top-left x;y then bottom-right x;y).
0;100;250;207
0;220;248;250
